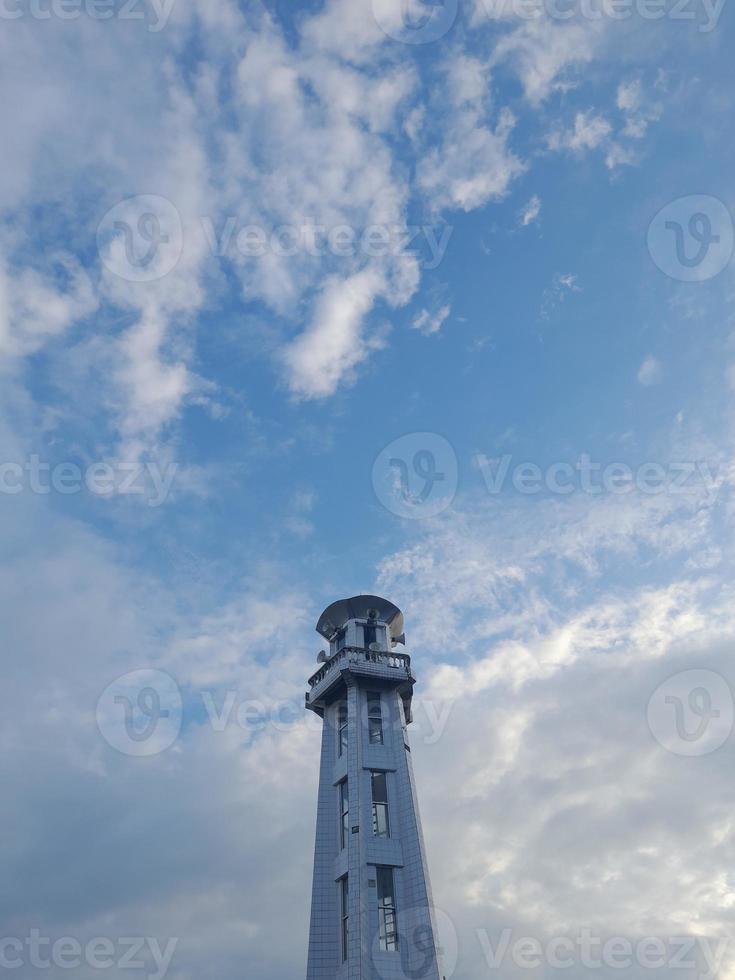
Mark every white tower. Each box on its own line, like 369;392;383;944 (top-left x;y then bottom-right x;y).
305;595;442;980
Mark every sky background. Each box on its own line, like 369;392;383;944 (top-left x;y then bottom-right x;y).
2;0;735;977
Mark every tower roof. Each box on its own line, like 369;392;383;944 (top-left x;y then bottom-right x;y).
316;594;404;640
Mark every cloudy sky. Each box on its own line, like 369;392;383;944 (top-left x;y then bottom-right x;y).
1;0;735;978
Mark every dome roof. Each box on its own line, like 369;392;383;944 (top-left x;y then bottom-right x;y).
316;594;404;640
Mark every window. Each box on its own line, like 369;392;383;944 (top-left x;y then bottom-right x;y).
339;779;349;850
377;867;398;952
363;623;377;648
371;771;390;838
340;876;349;961
338;704;348;757
367;692;383;745
335;627;347;651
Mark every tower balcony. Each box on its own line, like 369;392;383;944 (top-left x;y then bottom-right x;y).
305;646;415;717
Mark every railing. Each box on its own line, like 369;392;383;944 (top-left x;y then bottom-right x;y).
307;646;411;690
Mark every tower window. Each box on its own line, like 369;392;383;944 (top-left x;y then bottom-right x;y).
335;627;346;651
367;692;383;745
377;867;398;952
339;779;349;850
371;771;390;838
340;876;349;961
338;704;348;757
363;623;377;648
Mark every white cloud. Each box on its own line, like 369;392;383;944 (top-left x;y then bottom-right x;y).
0;0;670;450
0;252;98;358
540;272;581;318
519;194;541;227
300;0;392;62
0;3;424;436
604;79;663;168
617;77;662;139
2;384;735;980
638;355;663;386
617;77;643;113
548;96;657;171
0;500;321;979
419;104;525;213
490;18;607;104
447;54;491;106
377;475;735;975
281;269;388;399
413;52;526;214
549;110;613;153
0;12;215;460
1;7;733;980
412;305;451;337
605;141;639;169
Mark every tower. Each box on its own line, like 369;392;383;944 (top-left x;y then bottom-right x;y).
305;595;442;980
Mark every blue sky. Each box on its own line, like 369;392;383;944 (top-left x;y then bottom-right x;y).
2;1;735;978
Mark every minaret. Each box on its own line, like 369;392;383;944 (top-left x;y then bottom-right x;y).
305;595;442;980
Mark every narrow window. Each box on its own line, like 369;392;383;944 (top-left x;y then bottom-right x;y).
338;704;348;757
340;876;349;961
377;867;398;952
363;623;377;648
335;627;347;651
367;692;383;745
371;771;390;838
339;779;349;850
